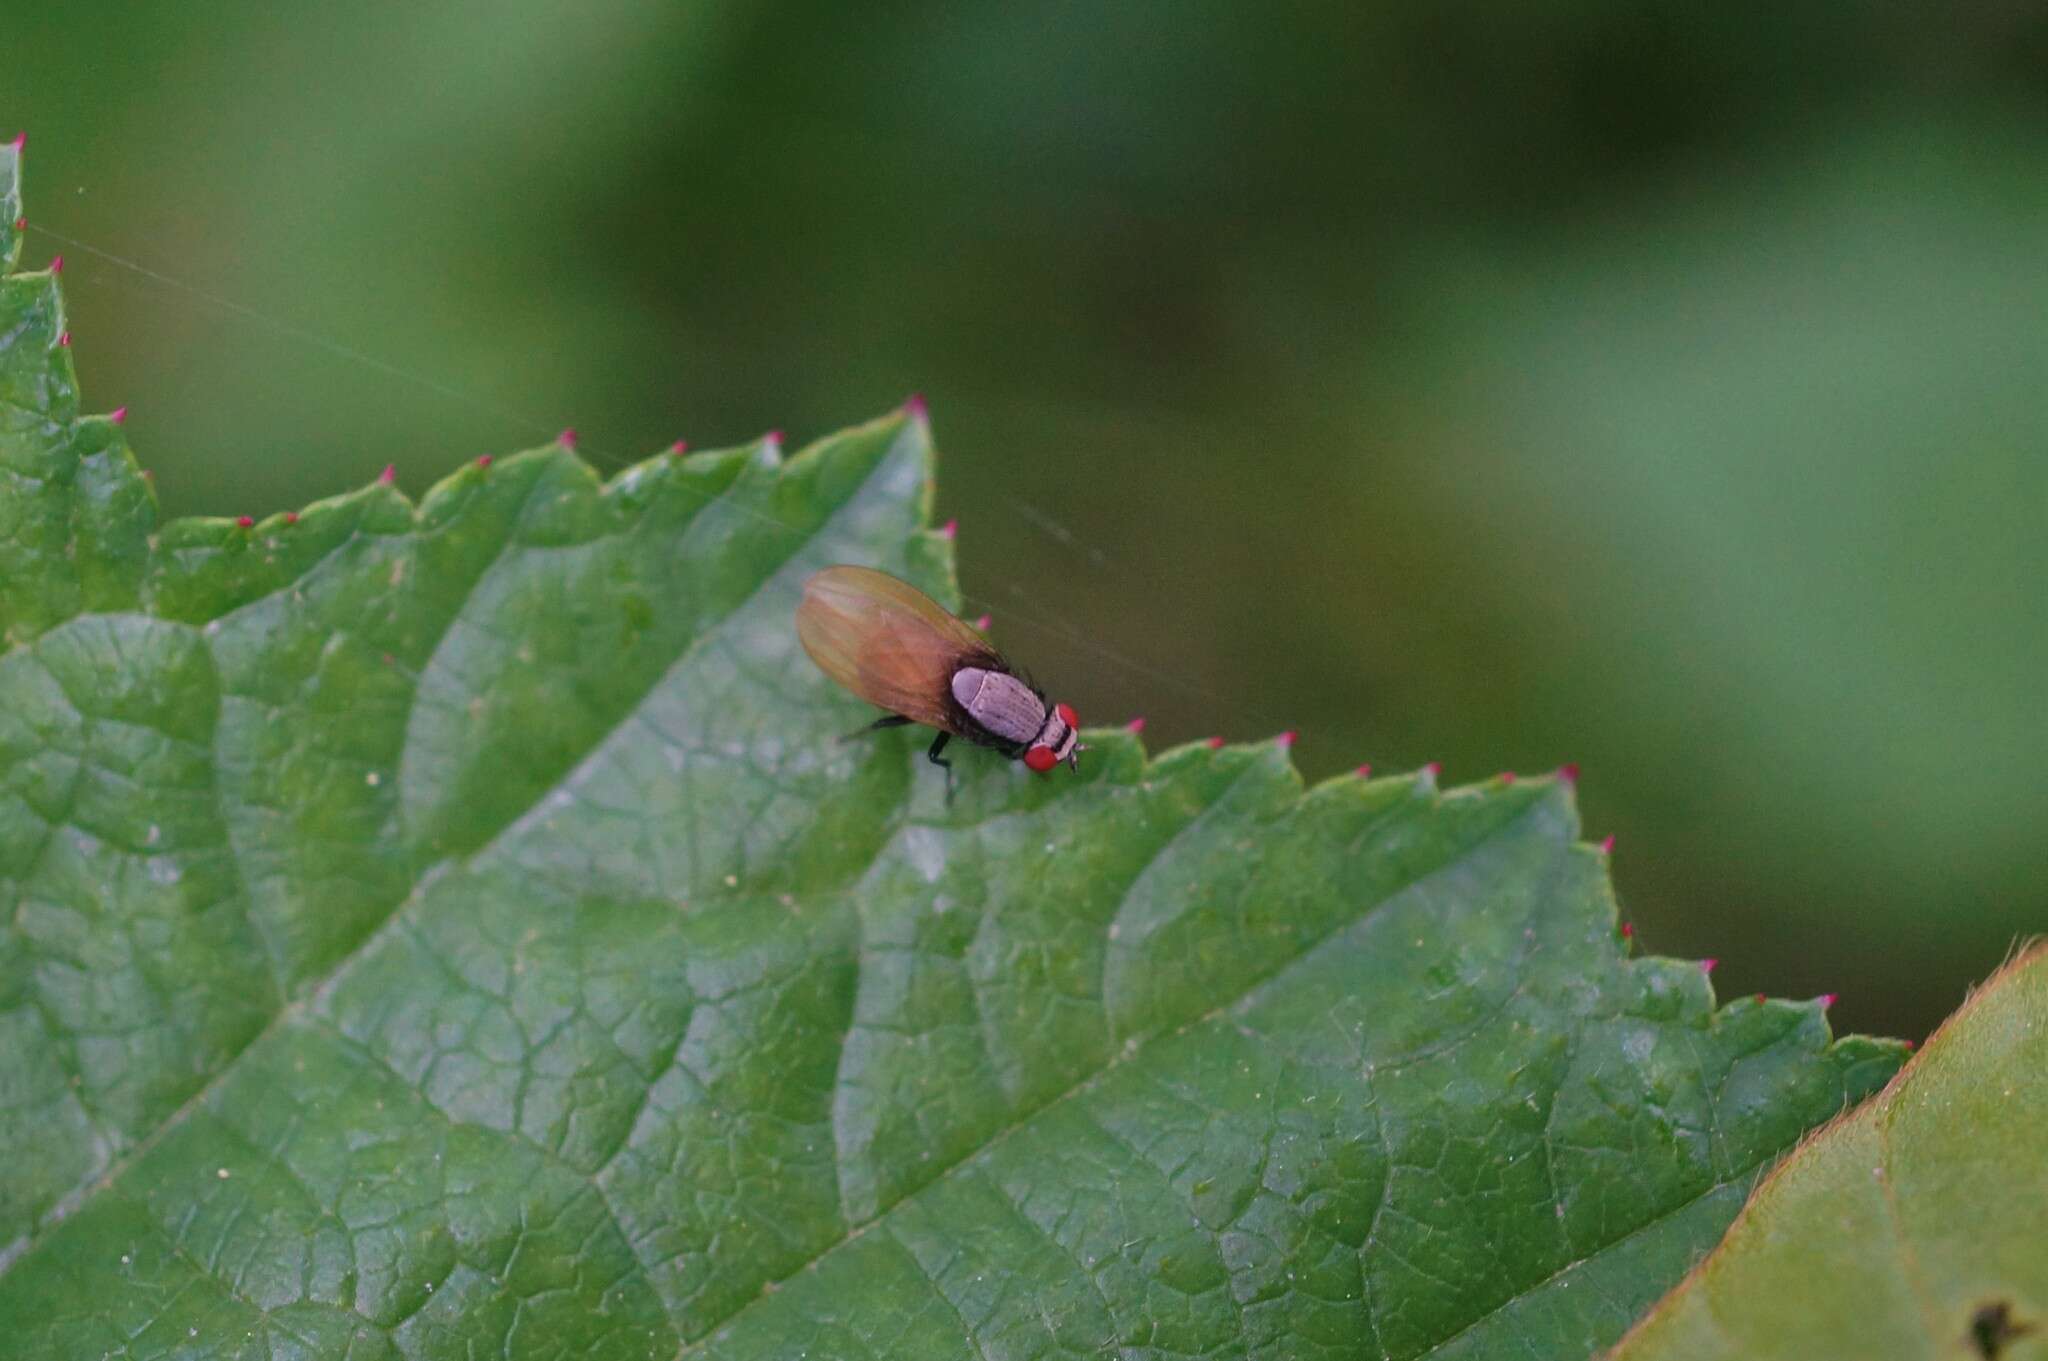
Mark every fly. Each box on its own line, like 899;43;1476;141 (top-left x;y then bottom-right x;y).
796;564;1086;794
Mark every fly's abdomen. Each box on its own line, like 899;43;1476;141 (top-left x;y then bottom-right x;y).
949;667;1046;745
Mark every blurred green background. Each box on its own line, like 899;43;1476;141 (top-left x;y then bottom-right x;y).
9;2;2044;1038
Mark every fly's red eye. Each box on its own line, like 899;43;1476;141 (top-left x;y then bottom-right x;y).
1023;745;1059;773
1055;702;1078;729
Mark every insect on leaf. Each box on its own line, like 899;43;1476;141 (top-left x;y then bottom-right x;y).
0;142;1906;1360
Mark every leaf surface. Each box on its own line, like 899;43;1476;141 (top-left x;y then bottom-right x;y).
1612;941;2048;1361
0;142;1903;1360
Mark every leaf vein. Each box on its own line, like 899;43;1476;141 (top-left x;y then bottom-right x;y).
677;796;1555;1356
1;451;883;1272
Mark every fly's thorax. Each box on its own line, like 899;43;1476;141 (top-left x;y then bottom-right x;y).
950;667;1047;745
1038;705;1078;761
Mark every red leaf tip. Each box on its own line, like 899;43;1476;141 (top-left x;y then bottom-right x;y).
1354;762;1373;778
1422;761;1442;778
235;515;254;529
49;254;62;274
1277;729;1298;749
1598;834;1616;854
1754;992;1767;1003
1700;957;1718;975
903;392;928;419
1557;762;1580;783
1498;770;1516;784
8;131;23;151
557;427;578;449
1205;736;1225;749
938;518;958;540
377;464;396;485
1821;992;1838;1010
1619;922;1634;937
11;217;23;232
670;439;689;456
283;512;299;525
109;406;128;425
57;332;70;347
476;454;492;468
972;613;991;631
765;428;784;447
1125;716;1146;733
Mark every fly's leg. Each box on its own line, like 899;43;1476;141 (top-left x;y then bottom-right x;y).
840;713;915;743
927;731;955;804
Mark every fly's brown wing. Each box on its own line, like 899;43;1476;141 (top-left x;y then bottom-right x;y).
796;565;997;732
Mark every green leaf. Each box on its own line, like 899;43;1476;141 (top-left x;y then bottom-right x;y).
0;141;1903;1360
1611;942;2048;1361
